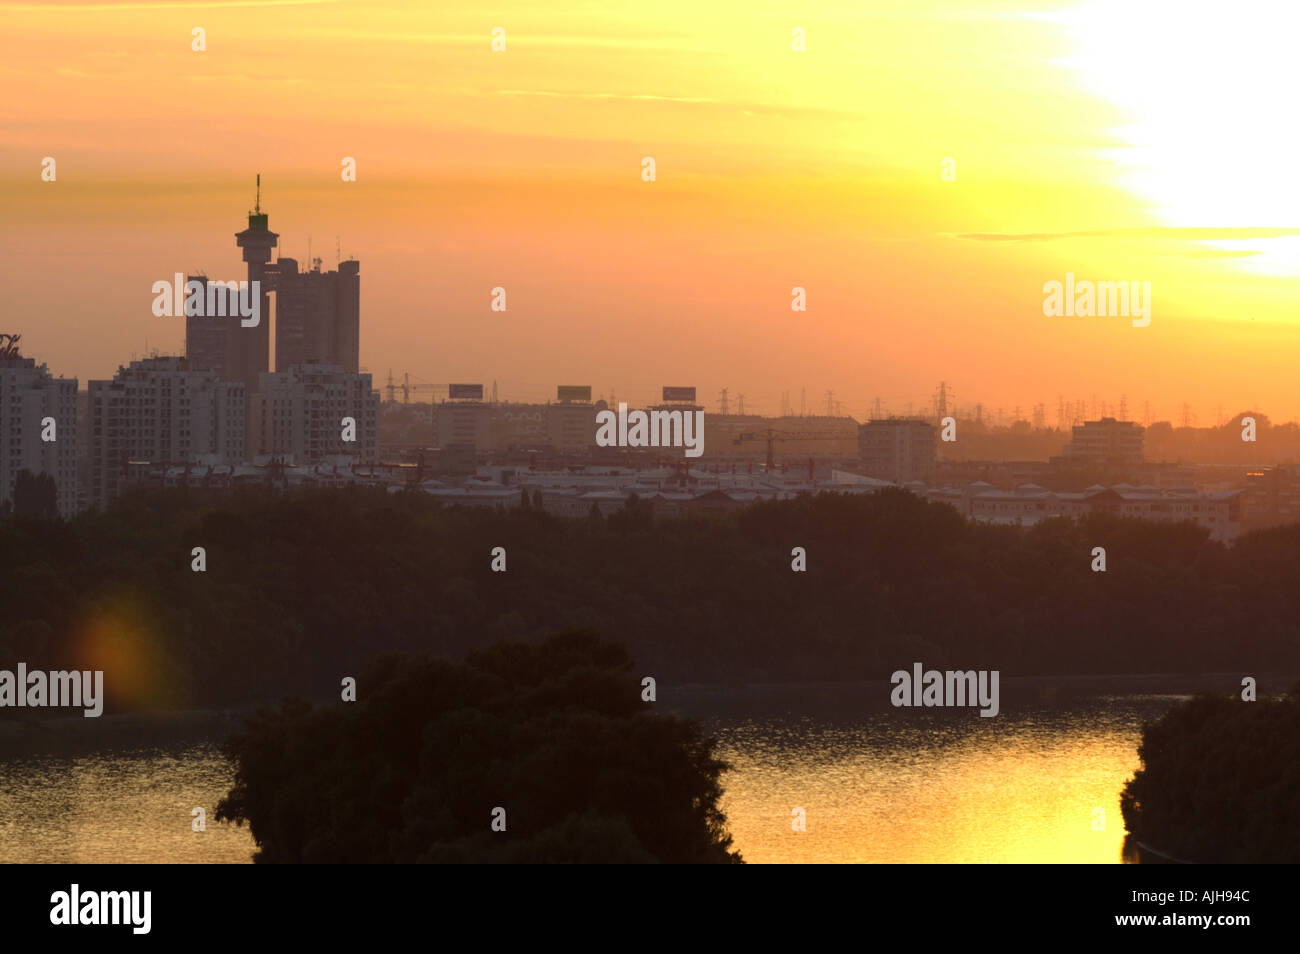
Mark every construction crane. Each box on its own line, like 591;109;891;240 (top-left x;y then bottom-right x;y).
734;428;827;473
385;370;446;404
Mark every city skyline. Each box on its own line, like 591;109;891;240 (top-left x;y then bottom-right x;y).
5;0;1300;424
4;0;1299;879
0;182;1290;431
12;335;1293;431
7;332;1292;430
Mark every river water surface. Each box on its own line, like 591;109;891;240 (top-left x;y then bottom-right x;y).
0;680;1250;863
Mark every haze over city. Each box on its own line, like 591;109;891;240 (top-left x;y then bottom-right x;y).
4;0;1300;421
3;0;1300;887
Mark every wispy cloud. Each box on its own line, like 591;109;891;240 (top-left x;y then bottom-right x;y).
955;227;1300;242
476;88;854;120
494;90;721;105
294;30;688;50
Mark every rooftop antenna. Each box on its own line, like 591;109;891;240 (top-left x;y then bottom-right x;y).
336;236;341;266
255;173;261;215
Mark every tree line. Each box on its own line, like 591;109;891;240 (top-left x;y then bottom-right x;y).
2;484;1298;710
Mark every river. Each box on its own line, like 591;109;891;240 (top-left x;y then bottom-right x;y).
0;678;1258;863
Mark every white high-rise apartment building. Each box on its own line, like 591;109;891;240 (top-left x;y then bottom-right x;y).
0;352;78;517
251;362;379;465
88;356;245;509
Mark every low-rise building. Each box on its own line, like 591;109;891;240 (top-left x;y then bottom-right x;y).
924;481;1241;542
1061;417;1144;467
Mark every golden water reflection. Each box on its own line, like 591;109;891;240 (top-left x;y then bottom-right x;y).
0;690;1186;864
0;743;254;864
681;688;1188;864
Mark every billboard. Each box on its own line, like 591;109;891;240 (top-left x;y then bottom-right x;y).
557;385;592;402
448;383;484;400
662;386;697;403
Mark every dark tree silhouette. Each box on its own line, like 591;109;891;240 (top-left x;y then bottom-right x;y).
12;470;58;520
216;630;743;864
607;491;653;532
1121;686;1300;862
3;483;1299;706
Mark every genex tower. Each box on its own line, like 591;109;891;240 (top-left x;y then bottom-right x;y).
233;174;278;392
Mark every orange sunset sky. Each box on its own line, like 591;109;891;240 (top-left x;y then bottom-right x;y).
2;0;1298;422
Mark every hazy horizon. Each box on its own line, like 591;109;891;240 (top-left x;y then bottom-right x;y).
5;0;1299;420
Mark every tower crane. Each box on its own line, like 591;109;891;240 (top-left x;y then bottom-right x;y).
734;429;827;474
385;371;446;404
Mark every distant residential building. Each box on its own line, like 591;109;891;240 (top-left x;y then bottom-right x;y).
425;399;600;456
434;400;494;455
492;402;548;449
250;362;378;466
88;356;244;510
0;353;78;517
545;400;598;452
1062;417;1144;466
859;419;936;483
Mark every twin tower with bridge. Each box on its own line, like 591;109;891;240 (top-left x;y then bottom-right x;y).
188;177;360;393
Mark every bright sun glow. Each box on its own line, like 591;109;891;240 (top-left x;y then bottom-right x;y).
1060;0;1300;274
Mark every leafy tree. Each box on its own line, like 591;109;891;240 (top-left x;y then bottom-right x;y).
1121;686;1300;862
216;630;743;864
